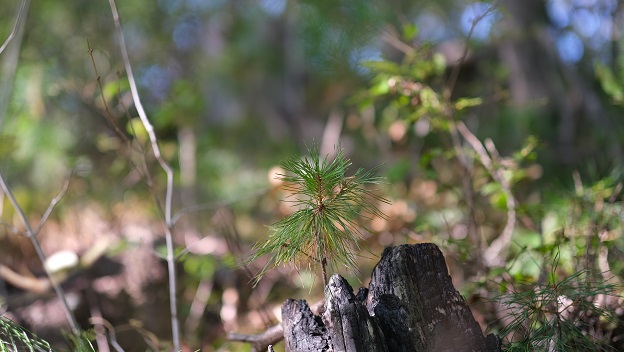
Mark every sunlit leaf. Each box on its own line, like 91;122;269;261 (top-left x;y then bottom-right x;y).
126;118;149;144
369;77;391;96
362;60;400;75
454;97;483;110
595;63;624;104
401;23;418;41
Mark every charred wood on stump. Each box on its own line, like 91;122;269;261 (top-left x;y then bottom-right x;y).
323;275;387;352
282;243;502;352
282;299;331;351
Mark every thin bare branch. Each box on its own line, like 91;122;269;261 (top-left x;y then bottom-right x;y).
441;1;500;255
448;119;480;248
0;0;30;131
0;221;20;235
227;325;283;352
89;317;125;352
0;0;27;55
444;1;499;101
85;285;110;352
184;279;213;335
107;0;174;224
88;43;174;262
87;39;131;144
0;263;50;294
106;0;179;349
379;29;416;56
0;173;79;334
457;122;516;266
33;172;72;235
1;5;77;331
320;108;344;158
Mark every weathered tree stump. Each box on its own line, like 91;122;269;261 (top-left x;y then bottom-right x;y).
282;243;502;352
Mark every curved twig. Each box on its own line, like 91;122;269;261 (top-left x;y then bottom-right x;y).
456;122;516;266
106;0;180;349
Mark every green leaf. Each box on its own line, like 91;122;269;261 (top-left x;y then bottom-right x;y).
182;255;217;279
369;77;391;96
454;97;483;110
401;23;418;41
490;191;507;210
362;60;400;75
432;53;446;74
102;79;130;103
480;182;501;196
595;62;624;103
126;118;149;143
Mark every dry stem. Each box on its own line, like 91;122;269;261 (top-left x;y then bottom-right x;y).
442;1;505;262
0;174;79;334
106;0;180;349
0;0;28;55
456;122;517;266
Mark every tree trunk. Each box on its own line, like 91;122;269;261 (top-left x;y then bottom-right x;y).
282;243;501;352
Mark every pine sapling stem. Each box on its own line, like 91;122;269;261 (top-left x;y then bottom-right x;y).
321;256;328;288
315;225;328;288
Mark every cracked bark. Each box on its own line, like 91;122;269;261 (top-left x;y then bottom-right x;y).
281;243;502;352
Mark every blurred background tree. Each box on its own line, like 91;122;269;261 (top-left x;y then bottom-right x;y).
0;0;623;350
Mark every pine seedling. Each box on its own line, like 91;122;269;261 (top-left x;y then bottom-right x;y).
249;144;387;287
497;266;621;351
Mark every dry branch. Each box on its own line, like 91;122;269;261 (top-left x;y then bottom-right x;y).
441;2;501;252
0;0;27;55
106;0;180;349
0;174;79;334
456;122;516;266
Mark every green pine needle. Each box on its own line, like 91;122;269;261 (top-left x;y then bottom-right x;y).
248;143;388;287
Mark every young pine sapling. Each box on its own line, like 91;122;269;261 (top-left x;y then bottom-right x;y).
249;144;387;288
